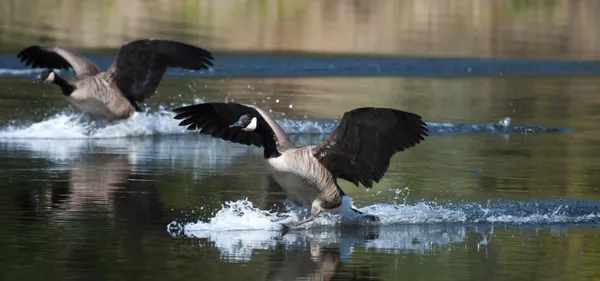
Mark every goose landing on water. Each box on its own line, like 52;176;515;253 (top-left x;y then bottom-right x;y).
172;102;428;231
17;39;214;121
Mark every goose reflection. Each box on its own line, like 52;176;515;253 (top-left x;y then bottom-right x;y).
0;134;257;173
266;241;341;281
176;223;484;261
265;226;382;281
11;152;167;278
55;155;132;218
15;153;165;231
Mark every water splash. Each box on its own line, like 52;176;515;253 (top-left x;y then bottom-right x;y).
167;197;599;261
171;223;476;262
0;100;208;139
0;105;570;140
169;198;600;234
0;68;64;76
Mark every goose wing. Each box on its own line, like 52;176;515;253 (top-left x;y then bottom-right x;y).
312;107;428;188
107;39;214;104
17;45;102;78
172;102;284;147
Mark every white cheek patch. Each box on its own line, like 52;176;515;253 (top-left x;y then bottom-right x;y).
45;72;55;82
242;117;258;131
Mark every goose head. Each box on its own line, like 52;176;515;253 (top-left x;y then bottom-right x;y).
34;70;56;84
229;114;258;132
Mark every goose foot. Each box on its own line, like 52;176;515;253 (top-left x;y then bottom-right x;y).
362;214;380;223
352;207;379;223
279;216;317;235
280;224;291;236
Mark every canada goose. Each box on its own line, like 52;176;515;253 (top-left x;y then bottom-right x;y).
17;39;214;121
266;239;340;281
172;102;428;230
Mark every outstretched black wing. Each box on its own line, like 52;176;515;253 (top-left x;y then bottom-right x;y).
17;45;102;78
108;39;214;103
172;102;264;147
313;107;428;188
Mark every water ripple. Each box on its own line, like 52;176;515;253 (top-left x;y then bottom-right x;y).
167;197;600;261
3;54;600;77
0;105;570;139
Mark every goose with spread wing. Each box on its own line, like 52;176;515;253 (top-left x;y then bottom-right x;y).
17;39;214;121
172;102;428;230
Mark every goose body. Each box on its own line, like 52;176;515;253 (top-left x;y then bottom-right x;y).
172;102;429;230
17;39;214;121
65;72;135;119
266;146;345;213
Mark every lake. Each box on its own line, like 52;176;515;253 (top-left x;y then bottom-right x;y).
1;1;600;281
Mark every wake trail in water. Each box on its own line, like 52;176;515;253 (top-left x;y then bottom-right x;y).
0;101;570;139
169;197;600;234
167;196;599;261
0;68;61;76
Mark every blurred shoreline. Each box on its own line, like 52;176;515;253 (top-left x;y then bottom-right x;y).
1;0;598;60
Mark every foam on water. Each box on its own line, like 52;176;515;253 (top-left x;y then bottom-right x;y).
167;196;599;261
0;104;571;140
0;100;207;139
0;108;182;139
0;97;353;139
0;68;63;76
171;197;600;237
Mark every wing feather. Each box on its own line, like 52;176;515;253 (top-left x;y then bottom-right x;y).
17;45;102;78
313;107;428;188
172;102;265;147
108;39;214;104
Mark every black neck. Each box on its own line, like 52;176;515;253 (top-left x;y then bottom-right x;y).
256;125;282;159
52;75;76;96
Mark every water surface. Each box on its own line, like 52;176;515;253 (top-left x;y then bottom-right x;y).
1;66;599;280
1;1;600;280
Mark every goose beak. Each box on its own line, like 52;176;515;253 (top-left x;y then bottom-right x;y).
229;120;243;128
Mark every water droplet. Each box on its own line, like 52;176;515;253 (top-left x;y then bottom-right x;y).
498;117;511;127
188;81;197;92
276;99;280;103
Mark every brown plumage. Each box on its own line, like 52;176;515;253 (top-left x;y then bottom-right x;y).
17;39;214;121
172;102;428;230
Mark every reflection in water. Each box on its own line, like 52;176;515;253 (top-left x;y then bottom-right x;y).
172;224;472;280
56;155;131;218
266;239;342;281
1;130;600;280
15;153;164;229
1;2;600;279
189;224;474;261
0;134;254;173
10;152;167;280
172;220;600;281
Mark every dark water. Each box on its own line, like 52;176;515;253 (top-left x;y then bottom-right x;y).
1;51;600;281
